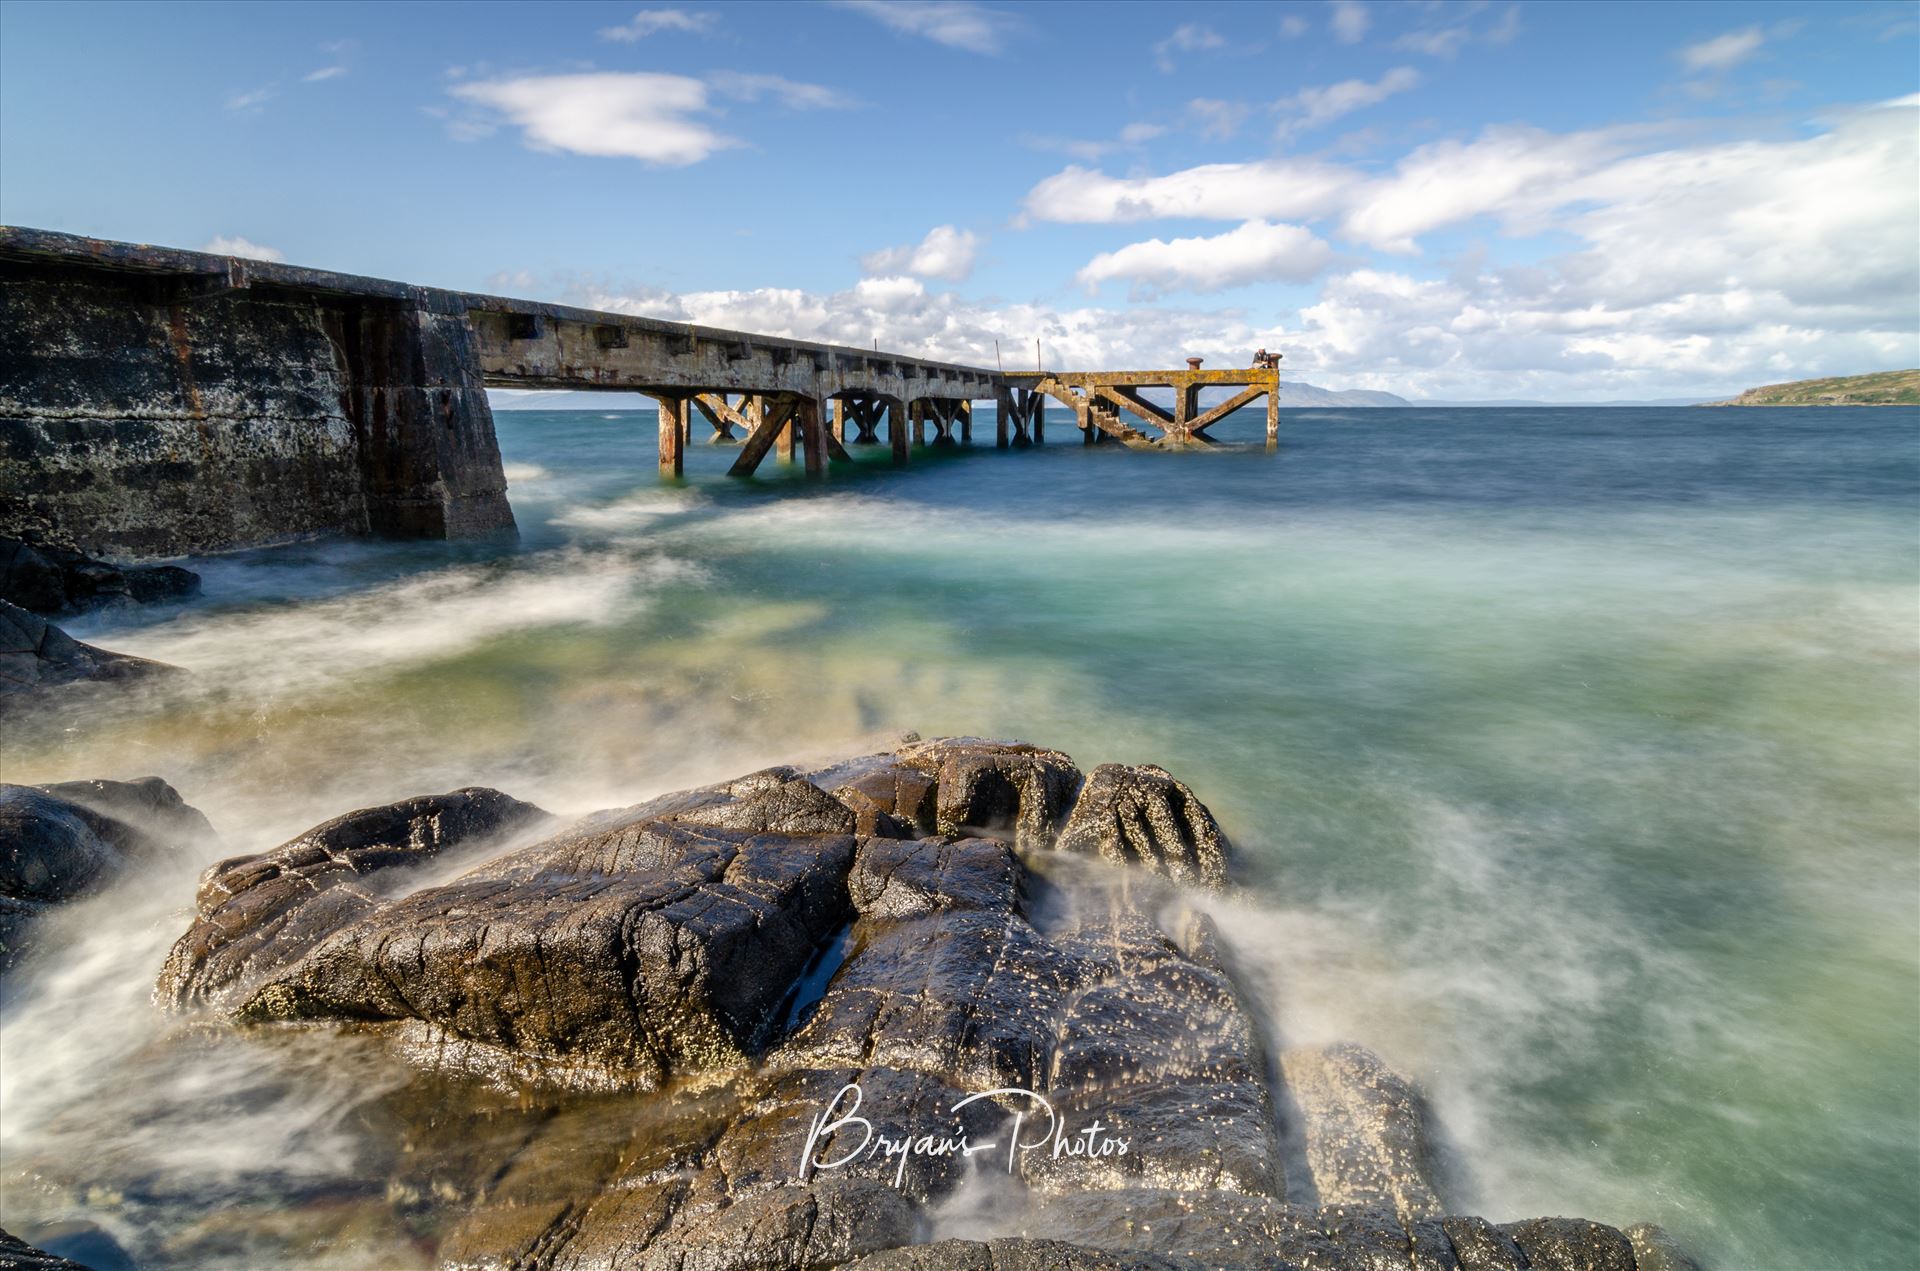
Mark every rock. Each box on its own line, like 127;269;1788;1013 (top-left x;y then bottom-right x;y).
1;781;199;972
143;743;1672;1271
156;787;548;1010
1278;1043;1445;1220
845;1237;1209;1269
1440;1216;1529;1270
233;818;858;1087
811;738;1082;851
34;776;214;848
1624;1223;1705;1271
2;1223;133;1271
0;1227;102;1270
1497;1217;1637;1271
1056;763;1231;889
0;600;174;697
0;535;200;618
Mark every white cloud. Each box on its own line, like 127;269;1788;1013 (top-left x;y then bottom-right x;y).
861;225;983;282
598;8;719;42
1681;26;1766;73
1337;123;1640;251
1188;98;1251;140
832;1;1019;54
1026;122;1166;161
1394;4;1521;58
224;85;275;112
1154;23;1226;73
1279;15;1310;39
1330;0;1370;44
1277;66;1420;136
448;73;736;165
1022;159;1360;224
302;66;348;83
1076;220;1334;296
577;277;1290;374
706;72;854;110
203;235;284;262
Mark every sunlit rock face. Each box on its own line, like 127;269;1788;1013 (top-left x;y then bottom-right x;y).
127;737;1679;1268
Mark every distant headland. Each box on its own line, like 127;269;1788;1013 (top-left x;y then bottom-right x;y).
1705;368;1920;406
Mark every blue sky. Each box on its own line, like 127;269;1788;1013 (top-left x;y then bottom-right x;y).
3;0;1916;398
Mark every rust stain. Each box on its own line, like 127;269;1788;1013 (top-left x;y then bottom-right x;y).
166;304;208;421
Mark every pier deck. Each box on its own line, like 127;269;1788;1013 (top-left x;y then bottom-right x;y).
0;226;1279;558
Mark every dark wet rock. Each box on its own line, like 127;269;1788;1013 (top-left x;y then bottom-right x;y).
848;835;1021;919
1279;1043;1446;1221
0;535;199;618
1440;1216;1529;1270
156;787;548;1011
1056;763;1231;889
1498;1217;1637;1271
812;738;1082;850
0;1227;102;1270
846;1237;1209;1270
33;776;214;849
1;781;200;972
0;600;174;697
145;742;1671;1270
2;1223;132;1271
234;819;858;1086
1624;1223;1705;1271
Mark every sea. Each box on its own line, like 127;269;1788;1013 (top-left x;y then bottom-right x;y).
2;404;1916;1269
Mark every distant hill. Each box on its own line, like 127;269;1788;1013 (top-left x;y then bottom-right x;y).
490;383;1412;410
1706;369;1920;406
1415;397;1708;407
1278;381;1409;407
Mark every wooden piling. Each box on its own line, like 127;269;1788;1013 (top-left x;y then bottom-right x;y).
655;394;686;477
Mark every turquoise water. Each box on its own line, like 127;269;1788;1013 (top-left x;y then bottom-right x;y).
4;405;1916;1268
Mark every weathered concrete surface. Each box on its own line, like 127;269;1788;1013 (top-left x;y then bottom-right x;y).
0;227;1012;556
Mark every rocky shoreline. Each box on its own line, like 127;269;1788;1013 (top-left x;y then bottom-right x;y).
0;737;1701;1270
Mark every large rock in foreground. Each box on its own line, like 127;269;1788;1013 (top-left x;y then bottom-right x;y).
156;787;549;1012
144;737;1683;1270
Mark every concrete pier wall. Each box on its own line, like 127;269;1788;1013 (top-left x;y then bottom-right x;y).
0;269;373;557
0;227;1009;559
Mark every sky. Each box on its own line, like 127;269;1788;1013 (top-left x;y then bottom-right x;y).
2;0;1916;400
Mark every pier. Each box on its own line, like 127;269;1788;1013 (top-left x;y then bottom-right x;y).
0;227;1279;559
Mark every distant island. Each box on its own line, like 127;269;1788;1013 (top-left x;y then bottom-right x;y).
1706;368;1920;406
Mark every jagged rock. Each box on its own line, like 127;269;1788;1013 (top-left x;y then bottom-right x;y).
233;818;859;1087
1498;1217;1637;1271
33;776;214;849
0;1227;102;1270
143;743;1678;1271
1441;1216;1530;1270
1625;1223;1705;1271
0;535;199;617
845;1237;1209;1269
1056;763;1230;889
0;600;174;697
0;1223;132;1271
812;738;1082;850
156;787;548;1010
1278;1043;1445;1220
1;780;202;972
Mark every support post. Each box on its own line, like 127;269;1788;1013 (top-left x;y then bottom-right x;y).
831;399;847;443
911;400;927;447
995;389;1012;449
1032;392;1045;444
655;394;686;477
889;400;909;465
1266;384;1279;450
801;395;827;479
959;400;973;445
